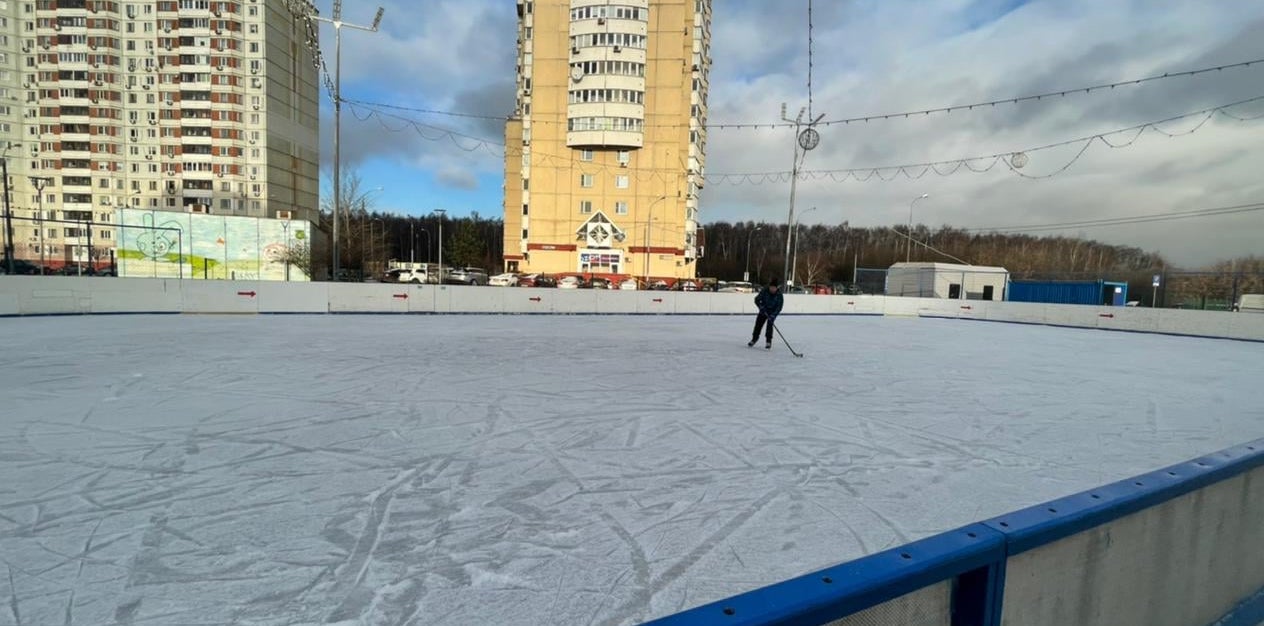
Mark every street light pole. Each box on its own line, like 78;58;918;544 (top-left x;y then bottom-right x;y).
311;3;385;282
907;193;929;262
2;143;17;274
791;206;817;287
781;104;824;286
281;220;292;281
744;226;761;283
642;195;668;286
30;176;53;275
434;209;446;282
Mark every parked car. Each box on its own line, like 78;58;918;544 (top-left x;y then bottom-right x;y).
719;281;755;293
619;278;639;290
557;275;584;289
519;274;556;288
489;272;519;287
589;277;612;290
673;280;701;292
384;268;431;284
1236;294;1264;313
0;258;41;275
445;267;489;286
648;280;671;291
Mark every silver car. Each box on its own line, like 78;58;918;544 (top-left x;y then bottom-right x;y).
446;267;489;286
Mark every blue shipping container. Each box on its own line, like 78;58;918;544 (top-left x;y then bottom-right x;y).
1008;280;1129;306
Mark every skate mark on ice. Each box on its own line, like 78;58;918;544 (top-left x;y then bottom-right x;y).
625;416;642;449
6;564;22;626
600;488;782;625
111;595;142;626
678;422;756;470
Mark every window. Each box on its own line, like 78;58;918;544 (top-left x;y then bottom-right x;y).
615;175;629;189
522;204;528;216
617;150;630;165
579;200;593;214
580;174;593;188
580;149;594;162
521;229;528;239
615;201;628;215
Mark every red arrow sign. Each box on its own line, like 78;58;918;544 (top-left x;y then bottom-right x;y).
960;306;973;310
1099;313;1115;319
652;298;664;303
529;297;542;303
393;294;408;300
237;291;256;298
847;301;855;305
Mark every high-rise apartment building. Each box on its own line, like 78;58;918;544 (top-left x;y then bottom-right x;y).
0;0;319;270
503;0;710;281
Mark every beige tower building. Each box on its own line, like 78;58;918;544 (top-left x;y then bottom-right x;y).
0;0;319;270
503;0;710;282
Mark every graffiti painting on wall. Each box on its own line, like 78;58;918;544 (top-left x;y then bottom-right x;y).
116;209;313;281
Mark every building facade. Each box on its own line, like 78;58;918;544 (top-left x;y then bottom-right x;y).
0;0;319;270
503;0;710;281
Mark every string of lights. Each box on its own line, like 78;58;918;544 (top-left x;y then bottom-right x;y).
964;202;1264;233
342;95;1264;186
708;95;1264;185
337;56;1264;132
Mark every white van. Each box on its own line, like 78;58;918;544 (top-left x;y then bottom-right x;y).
1236;294;1264;313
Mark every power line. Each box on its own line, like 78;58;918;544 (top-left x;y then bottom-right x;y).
965;202;1264;233
338;56;1264;132
341;94;1264;185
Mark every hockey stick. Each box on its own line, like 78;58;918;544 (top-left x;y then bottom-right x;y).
772;322;804;358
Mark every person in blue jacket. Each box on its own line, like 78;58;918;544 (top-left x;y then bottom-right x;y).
749;277;784;349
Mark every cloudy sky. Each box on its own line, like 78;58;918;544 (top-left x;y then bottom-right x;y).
310;0;1264;267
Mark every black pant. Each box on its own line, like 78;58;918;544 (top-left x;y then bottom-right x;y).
751;313;775;342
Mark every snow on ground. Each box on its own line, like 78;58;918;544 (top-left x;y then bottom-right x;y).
0;314;1261;626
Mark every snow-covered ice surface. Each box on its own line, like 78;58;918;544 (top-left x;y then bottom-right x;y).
1;314;1262;626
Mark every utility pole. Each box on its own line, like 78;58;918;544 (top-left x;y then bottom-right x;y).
780;103;823;287
2;143;16;274
907;194;929;262
30;176;53;275
744;226;761;283
311;2;385;281
435;209;446;282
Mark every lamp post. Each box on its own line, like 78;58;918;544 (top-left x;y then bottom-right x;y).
30;176;53;275
907;193;929;262
781;103;824;285
744;226;761;283
2;142;18;274
642;195;669;286
410;221;431;265
369;217;383;277
311;2;385;282
281;219;292;281
434;209;446;282
790;206;817;287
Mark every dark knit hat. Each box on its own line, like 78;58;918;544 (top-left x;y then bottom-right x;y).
769;277;782;287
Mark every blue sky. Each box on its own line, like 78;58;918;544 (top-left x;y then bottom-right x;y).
310;0;1264;266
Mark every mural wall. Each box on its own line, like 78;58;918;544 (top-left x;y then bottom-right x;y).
115;209;312;281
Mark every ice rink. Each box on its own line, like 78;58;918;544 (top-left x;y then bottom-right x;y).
1;314;1262;626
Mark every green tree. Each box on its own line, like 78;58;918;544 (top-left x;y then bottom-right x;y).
447;218;486;269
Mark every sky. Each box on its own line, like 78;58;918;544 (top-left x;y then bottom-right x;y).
309;0;1264;267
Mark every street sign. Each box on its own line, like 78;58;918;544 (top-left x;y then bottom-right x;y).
1152;274;1161;288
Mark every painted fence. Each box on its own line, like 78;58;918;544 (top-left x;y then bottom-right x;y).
1;277;1262;342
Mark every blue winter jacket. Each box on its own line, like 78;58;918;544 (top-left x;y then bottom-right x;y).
754;287;784;317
